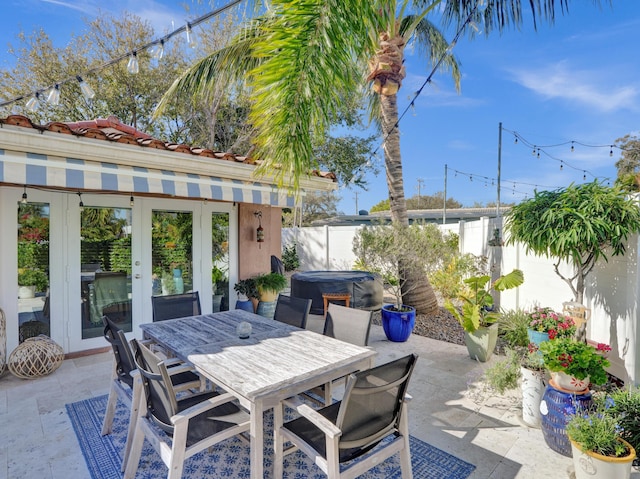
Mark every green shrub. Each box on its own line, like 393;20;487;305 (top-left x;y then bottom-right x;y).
18;268;49;292
605;386;640;456
497;308;531;348
483;348;522;394
430;253;487;301
282;243;300;271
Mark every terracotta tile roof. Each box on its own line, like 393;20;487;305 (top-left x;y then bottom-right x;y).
0;114;337;181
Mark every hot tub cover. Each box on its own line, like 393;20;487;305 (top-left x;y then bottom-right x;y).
291;270;383;315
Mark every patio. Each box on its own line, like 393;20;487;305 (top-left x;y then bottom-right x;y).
2;313;614;479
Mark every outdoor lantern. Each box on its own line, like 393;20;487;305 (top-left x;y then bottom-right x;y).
255;211;265;243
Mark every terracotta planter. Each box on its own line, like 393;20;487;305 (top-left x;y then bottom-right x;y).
569;437;635;479
551;371;590;393
464;323;498;362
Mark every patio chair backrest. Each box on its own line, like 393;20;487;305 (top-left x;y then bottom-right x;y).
273;294;312;329
335;354;417;462
130;339;179;435
151;291;201;322
102;315;136;389
323;302;373;346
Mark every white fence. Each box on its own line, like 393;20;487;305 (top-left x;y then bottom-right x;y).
283;218;640;384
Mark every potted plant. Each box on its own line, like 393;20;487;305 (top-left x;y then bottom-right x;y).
567;396;636;479
253;272;287;302
445;269;524;362
234;278;258;312
18;268;49;298
539;338;611;392
527;306;576;345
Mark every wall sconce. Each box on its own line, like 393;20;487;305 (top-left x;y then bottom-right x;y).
255;211;265;243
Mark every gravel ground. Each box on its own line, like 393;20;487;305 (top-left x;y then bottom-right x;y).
372;306;466;346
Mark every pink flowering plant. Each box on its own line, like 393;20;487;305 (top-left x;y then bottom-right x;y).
528;306;576;339
539;338;611;385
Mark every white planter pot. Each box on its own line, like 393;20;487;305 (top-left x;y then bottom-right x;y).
570;438;635;479
521;367;545;428
18;285;36;299
551;371;590;393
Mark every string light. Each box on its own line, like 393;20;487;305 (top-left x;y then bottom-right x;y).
610;146;613;157
46;85;60;106
186;23;195;46
76;76;95;100
21;186;28;204
127;52;139;74
560;161;564;171
570;142;574;153
78;192;84;211
149;40;165;60
25;93;39;112
129;195;134;206
583;171;587;181
0;0;244;110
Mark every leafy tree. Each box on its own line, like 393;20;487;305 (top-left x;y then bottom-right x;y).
505;181;640;317
614;134;640;192
301;191;342;226
371;193;462;211
160;0;585;314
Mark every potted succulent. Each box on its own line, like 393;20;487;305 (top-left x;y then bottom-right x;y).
567;396;636;479
539;338;611;392
527;306;576;345
445;269;524;362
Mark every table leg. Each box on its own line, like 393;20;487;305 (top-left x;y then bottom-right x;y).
250;401;265;479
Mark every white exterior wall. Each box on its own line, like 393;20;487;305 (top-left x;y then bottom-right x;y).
284;219;640;384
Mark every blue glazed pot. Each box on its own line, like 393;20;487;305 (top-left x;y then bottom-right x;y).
235;300;254;312
256;301;276;319
527;328;550;346
381;304;416;342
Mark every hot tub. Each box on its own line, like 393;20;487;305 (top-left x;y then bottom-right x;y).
290;270;383;315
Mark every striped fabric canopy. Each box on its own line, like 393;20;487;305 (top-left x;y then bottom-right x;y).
0;149;296;207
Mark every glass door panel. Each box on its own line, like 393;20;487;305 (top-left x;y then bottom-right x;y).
17;202;50;342
212;213;230;312
80;206;132;339
151;210;193;297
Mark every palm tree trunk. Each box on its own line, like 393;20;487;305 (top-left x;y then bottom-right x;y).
379;93;438;315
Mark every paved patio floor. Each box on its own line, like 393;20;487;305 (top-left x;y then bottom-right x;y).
1;316;638;479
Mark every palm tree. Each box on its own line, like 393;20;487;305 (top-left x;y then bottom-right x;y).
159;0;586;314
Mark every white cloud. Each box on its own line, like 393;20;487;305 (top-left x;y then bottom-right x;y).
508;61;638;113
40;0;94;14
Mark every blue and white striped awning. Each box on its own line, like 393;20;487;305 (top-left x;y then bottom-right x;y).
0;150;296;207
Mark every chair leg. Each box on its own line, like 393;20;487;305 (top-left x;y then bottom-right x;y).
122;373;143;472
123;417;145;479
274;403;285;479
398;405;413;479
101;380;118;435
167;421;188;479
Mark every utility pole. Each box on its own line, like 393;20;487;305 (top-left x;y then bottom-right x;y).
443;165;447;225
416;178;424;209
353;191;359;214
497;122;502;222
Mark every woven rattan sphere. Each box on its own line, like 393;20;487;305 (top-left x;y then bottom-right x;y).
8;335;64;379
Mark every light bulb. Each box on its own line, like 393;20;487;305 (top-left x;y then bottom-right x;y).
130;195;134;206
26;93;40;112
21;186;28;204
78;192;84;211
46;85;60;106
609;146;613;157
127;52;139;74
570;144;574;152
149;41;164;60
186;23;195;46
76;76;95;100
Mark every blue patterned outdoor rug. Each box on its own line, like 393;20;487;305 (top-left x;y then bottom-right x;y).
66;395;475;479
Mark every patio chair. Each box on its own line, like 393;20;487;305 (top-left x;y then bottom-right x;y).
124;339;250;479
273;294;312;329
304;303;374;404
275;354;418;479
101;316;202;472
152;291;201;322
323;303;373;347
90;271;130;325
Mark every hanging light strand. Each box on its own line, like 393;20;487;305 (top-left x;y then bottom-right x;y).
0;0;244;109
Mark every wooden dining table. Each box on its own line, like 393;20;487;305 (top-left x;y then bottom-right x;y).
140;309;377;479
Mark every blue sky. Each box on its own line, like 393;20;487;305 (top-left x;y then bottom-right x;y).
1;1;638;213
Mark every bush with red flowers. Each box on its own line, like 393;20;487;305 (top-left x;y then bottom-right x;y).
528;306;576;339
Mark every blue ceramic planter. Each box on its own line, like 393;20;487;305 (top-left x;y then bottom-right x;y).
381;304;416;342
235;300;254;312
527;328;550;346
